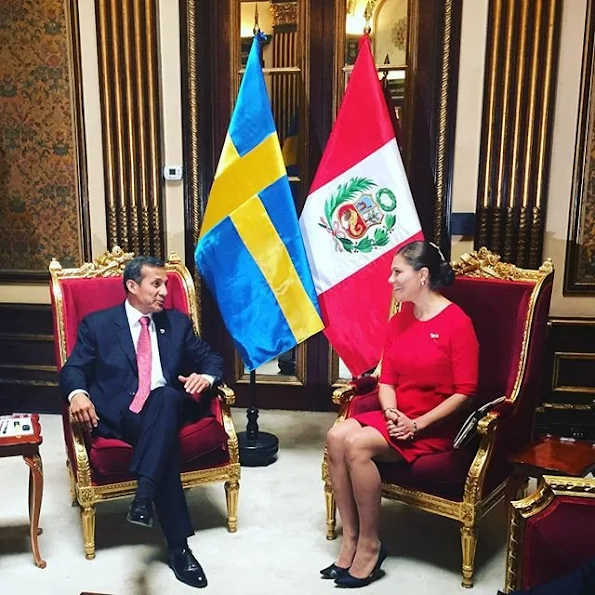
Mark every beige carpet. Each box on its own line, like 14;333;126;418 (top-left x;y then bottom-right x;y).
0;410;506;594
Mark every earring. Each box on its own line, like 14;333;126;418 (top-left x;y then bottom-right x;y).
420;279;425;287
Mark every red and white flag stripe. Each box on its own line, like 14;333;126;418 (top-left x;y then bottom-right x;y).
299;36;423;376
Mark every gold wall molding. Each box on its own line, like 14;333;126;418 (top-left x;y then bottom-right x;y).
95;0;164;258
476;0;562;269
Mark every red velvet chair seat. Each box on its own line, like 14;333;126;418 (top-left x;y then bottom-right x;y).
90;416;229;479
348;386;474;500
378;450;474;501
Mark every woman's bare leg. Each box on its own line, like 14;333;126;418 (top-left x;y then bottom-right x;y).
326;419;364;568
344;426;402;578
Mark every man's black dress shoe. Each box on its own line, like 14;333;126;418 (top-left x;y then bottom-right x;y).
169;547;208;588
334;542;388;588
126;497;153;528
320;562;350;579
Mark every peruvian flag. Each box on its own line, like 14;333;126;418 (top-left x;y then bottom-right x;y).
299;36;423;376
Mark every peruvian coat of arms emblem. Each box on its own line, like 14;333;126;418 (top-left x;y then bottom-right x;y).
318;176;397;253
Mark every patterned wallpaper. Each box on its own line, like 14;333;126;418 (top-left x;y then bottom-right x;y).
579;93;595;283
0;0;83;275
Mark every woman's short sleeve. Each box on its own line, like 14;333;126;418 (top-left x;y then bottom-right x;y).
379;315;400;386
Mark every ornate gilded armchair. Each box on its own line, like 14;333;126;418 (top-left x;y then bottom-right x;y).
322;248;554;588
49;247;240;559
505;475;595;592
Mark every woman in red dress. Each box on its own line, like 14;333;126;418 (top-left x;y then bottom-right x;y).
321;240;479;588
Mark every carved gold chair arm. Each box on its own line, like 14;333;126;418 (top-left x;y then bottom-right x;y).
217;383;235;406
331;384;357;406
331;375;379;406
68;413;93;488
476;410;500;436
462;411;500;504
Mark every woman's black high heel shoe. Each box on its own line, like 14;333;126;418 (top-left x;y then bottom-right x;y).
320;563;350;579
334;542;388;588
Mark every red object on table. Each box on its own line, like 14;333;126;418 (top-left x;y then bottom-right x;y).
0;413;46;568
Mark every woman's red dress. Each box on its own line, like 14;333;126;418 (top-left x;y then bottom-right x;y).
352;301;479;462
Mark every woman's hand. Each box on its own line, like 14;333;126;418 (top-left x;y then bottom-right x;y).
384;407;399;438
390;411;416;441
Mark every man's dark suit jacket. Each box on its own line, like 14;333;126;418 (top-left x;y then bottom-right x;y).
59;303;224;437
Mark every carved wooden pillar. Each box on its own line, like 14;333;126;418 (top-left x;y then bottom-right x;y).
95;0;164;257
475;0;562;268
270;1;298;142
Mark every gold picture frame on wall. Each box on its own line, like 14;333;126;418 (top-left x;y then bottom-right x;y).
0;0;90;282
565;0;595;294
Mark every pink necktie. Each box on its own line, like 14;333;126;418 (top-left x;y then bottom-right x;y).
129;316;152;413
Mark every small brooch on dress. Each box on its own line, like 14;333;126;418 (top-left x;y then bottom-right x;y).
430;333;439;342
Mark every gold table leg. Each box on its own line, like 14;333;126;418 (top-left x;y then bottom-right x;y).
24;453;46;568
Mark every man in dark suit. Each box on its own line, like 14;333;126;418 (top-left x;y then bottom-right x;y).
60;255;223;589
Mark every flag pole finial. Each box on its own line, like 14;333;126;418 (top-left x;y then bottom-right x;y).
363;1;373;35
253;3;260;35
382;54;390;84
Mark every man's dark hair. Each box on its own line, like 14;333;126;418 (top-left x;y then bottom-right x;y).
123;255;165;293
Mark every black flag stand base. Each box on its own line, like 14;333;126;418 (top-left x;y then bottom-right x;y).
237;370;279;466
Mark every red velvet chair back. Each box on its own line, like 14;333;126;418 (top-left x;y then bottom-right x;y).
445;270;553;493
53;272;192;365
521;496;595;589
443;277;533;408
508;477;595;591
49;257;201;479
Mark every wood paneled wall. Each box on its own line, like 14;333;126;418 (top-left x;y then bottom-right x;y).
536;319;595;439
475;0;562;268
0;304;60;414
95;0;165;257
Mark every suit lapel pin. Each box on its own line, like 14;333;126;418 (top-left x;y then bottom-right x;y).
159;328;166;334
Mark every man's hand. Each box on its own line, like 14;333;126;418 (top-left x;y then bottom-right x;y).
178;373;211;395
70;392;99;432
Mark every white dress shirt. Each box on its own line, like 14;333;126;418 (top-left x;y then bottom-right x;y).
67;300;214;402
125;300;167;391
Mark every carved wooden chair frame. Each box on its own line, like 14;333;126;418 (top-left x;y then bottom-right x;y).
322;247;554;588
49;247;240;559
505;475;595;592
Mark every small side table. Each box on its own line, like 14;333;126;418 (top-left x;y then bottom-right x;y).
510;435;595;479
0;414;46;568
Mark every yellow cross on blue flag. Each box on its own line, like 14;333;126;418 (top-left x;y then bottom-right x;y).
194;34;324;371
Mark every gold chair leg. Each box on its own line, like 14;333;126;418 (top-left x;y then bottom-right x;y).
460;523;477;588
224;480;239;533
324;481;337;540
81;505;96;559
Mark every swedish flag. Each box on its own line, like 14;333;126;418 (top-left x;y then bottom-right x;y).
195;35;323;371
